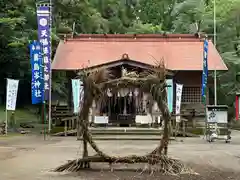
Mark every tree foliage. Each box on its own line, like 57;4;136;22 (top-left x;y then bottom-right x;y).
0;0;240;117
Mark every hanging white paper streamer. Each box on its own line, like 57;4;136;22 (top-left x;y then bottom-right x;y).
107;88;112;97
134;88;139;97
175;83;183;122
129;91;133;97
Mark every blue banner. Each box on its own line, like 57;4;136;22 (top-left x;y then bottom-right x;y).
30;41;44;104
201;39;209;102
37;5;51;100
166;79;173;113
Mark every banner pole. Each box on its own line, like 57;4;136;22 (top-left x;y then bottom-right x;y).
41;102;44;139
5;79;8;136
36;2;52;135
44;101;46;140
48;0;53;134
202;38;209;140
48;76;52;134
5;110;7;136
41;101;46;140
204;95;207;140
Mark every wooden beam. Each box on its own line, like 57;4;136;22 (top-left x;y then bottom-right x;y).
99;77;167;89
76;59;174;76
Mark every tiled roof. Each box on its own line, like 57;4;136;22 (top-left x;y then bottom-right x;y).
52;34;227;71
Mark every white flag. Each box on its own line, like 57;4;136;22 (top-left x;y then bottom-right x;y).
6;79;19;111
175;83;183;123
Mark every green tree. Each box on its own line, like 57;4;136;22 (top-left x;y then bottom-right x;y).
0;0;37;104
216;1;240;116
137;0;179;31
172;0;207;33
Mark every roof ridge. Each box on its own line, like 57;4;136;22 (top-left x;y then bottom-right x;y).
61;33;207;40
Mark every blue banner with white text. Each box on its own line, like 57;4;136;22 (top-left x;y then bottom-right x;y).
201;39;208;103
30;41;44;104
37;5;51;100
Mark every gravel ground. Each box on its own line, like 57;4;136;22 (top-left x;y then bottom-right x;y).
0;131;240;180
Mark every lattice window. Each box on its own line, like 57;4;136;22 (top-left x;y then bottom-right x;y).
182;87;201;103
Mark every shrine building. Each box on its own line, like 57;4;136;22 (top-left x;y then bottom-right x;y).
51;34;227;127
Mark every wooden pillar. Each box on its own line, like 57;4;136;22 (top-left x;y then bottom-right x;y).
192;117;196;128
182;120;186;137
71;118;73;129
206;87;209;105
149;96;153;127
77;116;81;140
123;97;127;115
64;120;67;137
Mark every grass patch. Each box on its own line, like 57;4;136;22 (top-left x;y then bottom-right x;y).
186;128;203;135
0;132;24;139
50;126;65;134
0;105;39;125
231;121;240;130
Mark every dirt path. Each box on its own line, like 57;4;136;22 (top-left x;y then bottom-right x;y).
0;132;240;180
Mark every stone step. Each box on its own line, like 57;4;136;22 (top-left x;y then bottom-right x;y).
75;135;176;141
52;129;199;137
90;127;163;133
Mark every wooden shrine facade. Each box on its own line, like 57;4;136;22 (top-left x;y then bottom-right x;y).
52;34;228;127
88;62;172;126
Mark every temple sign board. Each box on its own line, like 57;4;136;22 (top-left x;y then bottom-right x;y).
206;105;228;123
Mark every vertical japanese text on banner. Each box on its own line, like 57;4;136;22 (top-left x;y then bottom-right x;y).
30;41;44;104
37;6;51;100
201;40;209;103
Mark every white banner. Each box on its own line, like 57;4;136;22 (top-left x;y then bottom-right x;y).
72;79;83;114
175;83;183;123
6;79;19;111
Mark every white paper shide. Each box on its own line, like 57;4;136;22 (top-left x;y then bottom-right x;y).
6;79;19;111
175;83;183;123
